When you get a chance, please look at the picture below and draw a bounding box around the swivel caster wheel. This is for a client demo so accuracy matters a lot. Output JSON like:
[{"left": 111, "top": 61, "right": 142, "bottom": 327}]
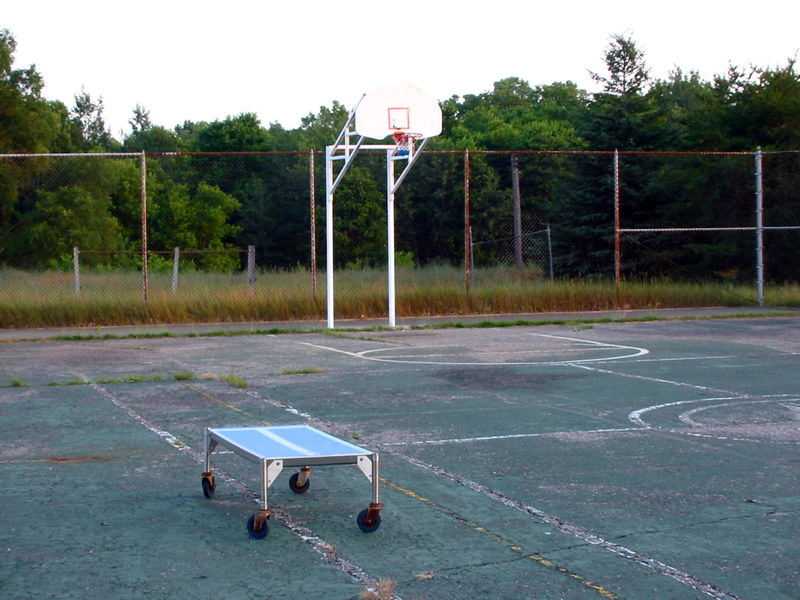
[
  {"left": 289, "top": 471, "right": 311, "bottom": 494},
  {"left": 201, "top": 473, "right": 216, "bottom": 498},
  {"left": 356, "top": 504, "right": 382, "bottom": 533},
  {"left": 247, "top": 512, "right": 271, "bottom": 539}
]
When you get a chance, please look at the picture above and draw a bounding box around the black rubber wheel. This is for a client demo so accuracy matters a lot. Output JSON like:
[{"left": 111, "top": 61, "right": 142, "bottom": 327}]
[
  {"left": 246, "top": 514, "right": 270, "bottom": 539},
  {"left": 201, "top": 477, "right": 215, "bottom": 498},
  {"left": 288, "top": 472, "right": 310, "bottom": 494},
  {"left": 356, "top": 509, "right": 381, "bottom": 533}
]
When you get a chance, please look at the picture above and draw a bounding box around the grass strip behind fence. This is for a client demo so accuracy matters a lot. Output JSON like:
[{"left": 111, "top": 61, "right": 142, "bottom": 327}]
[{"left": 0, "top": 266, "right": 797, "bottom": 328}]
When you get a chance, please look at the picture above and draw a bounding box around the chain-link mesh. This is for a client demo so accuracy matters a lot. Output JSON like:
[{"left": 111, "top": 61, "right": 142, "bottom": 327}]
[
  {"left": 616, "top": 152, "right": 755, "bottom": 282},
  {"left": 1, "top": 149, "right": 799, "bottom": 326}
]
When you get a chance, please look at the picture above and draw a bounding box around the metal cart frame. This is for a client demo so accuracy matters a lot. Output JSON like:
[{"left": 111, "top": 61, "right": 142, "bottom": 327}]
[{"left": 201, "top": 425, "right": 382, "bottom": 538}]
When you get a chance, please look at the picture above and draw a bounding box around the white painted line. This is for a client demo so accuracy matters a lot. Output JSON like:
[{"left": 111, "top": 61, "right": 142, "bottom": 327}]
[
  {"left": 628, "top": 394, "right": 800, "bottom": 445},
  {"left": 299, "top": 333, "right": 649, "bottom": 366},
  {"left": 381, "top": 427, "right": 640, "bottom": 447},
  {"left": 569, "top": 363, "right": 739, "bottom": 395}
]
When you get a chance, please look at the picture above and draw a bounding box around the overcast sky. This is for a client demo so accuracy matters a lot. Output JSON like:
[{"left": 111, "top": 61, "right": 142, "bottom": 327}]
[{"left": 5, "top": 1, "right": 799, "bottom": 137}]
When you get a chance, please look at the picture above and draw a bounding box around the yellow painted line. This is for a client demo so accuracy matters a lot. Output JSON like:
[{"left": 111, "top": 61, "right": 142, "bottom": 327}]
[
  {"left": 182, "top": 382, "right": 273, "bottom": 425},
  {"left": 381, "top": 479, "right": 620, "bottom": 599}
]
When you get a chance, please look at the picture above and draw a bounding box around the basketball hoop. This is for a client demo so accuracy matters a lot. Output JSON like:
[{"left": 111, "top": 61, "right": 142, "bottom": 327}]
[
  {"left": 392, "top": 131, "right": 422, "bottom": 157},
  {"left": 327, "top": 84, "right": 443, "bottom": 329}
]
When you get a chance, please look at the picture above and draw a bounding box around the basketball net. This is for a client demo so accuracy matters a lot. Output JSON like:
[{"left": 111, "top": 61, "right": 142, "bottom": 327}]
[{"left": 393, "top": 131, "right": 421, "bottom": 157}]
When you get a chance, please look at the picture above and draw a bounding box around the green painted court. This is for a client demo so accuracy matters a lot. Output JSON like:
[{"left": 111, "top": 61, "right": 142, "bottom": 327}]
[{"left": 1, "top": 313, "right": 798, "bottom": 599}]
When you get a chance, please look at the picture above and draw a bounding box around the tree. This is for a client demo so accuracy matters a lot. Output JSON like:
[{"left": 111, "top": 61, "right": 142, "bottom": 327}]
[
  {"left": 185, "top": 113, "right": 272, "bottom": 192},
  {"left": 297, "top": 101, "right": 350, "bottom": 150},
  {"left": 0, "top": 29, "right": 66, "bottom": 265},
  {"left": 0, "top": 29, "right": 58, "bottom": 153},
  {"left": 554, "top": 36, "right": 657, "bottom": 277},
  {"left": 581, "top": 35, "right": 669, "bottom": 150},
  {"left": 123, "top": 105, "right": 182, "bottom": 152},
  {"left": 71, "top": 89, "right": 113, "bottom": 149},
  {"left": 148, "top": 180, "right": 242, "bottom": 270},
  {"left": 129, "top": 104, "right": 152, "bottom": 133},
  {"left": 647, "top": 69, "right": 722, "bottom": 150},
  {"left": 723, "top": 60, "right": 800, "bottom": 149},
  {"left": 27, "top": 185, "right": 123, "bottom": 267},
  {"left": 590, "top": 34, "right": 650, "bottom": 97},
  {"left": 445, "top": 77, "right": 586, "bottom": 151},
  {"left": 122, "top": 124, "right": 183, "bottom": 152}
]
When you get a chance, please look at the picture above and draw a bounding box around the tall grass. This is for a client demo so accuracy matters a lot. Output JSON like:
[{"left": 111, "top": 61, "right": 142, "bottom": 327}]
[{"left": 0, "top": 266, "right": 795, "bottom": 328}]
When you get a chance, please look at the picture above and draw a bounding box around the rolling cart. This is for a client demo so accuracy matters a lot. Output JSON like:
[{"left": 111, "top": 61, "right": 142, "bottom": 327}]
[{"left": 201, "top": 424, "right": 382, "bottom": 538}]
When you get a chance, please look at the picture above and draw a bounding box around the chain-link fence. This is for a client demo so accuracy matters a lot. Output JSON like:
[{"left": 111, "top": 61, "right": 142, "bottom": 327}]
[{"left": 1, "top": 149, "right": 798, "bottom": 325}]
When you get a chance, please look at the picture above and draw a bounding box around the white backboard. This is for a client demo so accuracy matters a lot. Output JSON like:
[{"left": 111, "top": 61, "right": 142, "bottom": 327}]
[{"left": 355, "top": 84, "right": 442, "bottom": 140}]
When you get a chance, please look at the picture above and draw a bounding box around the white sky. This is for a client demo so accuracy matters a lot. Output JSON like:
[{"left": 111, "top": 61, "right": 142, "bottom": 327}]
[{"left": 5, "top": 1, "right": 799, "bottom": 138}]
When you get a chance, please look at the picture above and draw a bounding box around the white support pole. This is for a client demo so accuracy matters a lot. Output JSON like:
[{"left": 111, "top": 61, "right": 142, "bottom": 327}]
[
  {"left": 386, "top": 150, "right": 397, "bottom": 328},
  {"left": 325, "top": 145, "right": 335, "bottom": 329}
]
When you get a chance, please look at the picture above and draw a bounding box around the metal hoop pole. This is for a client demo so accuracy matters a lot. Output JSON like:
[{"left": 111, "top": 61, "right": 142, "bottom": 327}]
[
  {"left": 387, "top": 150, "right": 397, "bottom": 327},
  {"left": 325, "top": 146, "right": 335, "bottom": 328}
]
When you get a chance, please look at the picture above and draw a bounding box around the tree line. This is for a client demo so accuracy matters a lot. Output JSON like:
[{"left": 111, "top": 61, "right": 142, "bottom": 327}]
[{"left": 1, "top": 29, "right": 799, "bottom": 279}]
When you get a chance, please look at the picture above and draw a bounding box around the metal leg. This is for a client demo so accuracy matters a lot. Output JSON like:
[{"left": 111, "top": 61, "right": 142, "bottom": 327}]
[
  {"left": 356, "top": 452, "right": 382, "bottom": 532},
  {"left": 204, "top": 428, "right": 212, "bottom": 473},
  {"left": 248, "top": 459, "right": 284, "bottom": 538},
  {"left": 201, "top": 429, "right": 216, "bottom": 498},
  {"left": 246, "top": 460, "right": 273, "bottom": 538},
  {"left": 371, "top": 453, "right": 380, "bottom": 505},
  {"left": 261, "top": 459, "right": 270, "bottom": 512},
  {"left": 255, "top": 459, "right": 283, "bottom": 513}
]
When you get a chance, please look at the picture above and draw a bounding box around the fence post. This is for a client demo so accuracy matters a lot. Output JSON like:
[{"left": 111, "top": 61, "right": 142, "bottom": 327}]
[
  {"left": 172, "top": 247, "right": 180, "bottom": 293},
  {"left": 613, "top": 149, "right": 621, "bottom": 287},
  {"left": 755, "top": 147, "right": 764, "bottom": 306},
  {"left": 247, "top": 245, "right": 256, "bottom": 289},
  {"left": 464, "top": 150, "right": 471, "bottom": 294},
  {"left": 511, "top": 154, "right": 523, "bottom": 268},
  {"left": 309, "top": 149, "right": 317, "bottom": 297},
  {"left": 73, "top": 247, "right": 80, "bottom": 294},
  {"left": 140, "top": 151, "right": 149, "bottom": 305},
  {"left": 546, "top": 224, "right": 554, "bottom": 281}
]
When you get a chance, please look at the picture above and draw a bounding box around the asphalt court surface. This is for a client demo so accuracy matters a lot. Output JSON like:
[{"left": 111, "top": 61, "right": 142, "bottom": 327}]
[{"left": 1, "top": 315, "right": 799, "bottom": 599}]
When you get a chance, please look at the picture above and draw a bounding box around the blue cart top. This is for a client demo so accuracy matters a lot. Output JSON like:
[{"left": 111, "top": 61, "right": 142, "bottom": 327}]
[{"left": 207, "top": 424, "right": 372, "bottom": 460}]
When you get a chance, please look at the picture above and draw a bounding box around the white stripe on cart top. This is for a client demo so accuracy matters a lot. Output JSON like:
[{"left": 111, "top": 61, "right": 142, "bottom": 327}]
[{"left": 257, "top": 427, "right": 315, "bottom": 456}]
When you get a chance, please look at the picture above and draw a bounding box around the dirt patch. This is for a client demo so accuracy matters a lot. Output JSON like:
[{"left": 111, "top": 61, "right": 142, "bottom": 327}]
[
  {"left": 549, "top": 430, "right": 643, "bottom": 444},
  {"left": 436, "top": 366, "right": 583, "bottom": 389}
]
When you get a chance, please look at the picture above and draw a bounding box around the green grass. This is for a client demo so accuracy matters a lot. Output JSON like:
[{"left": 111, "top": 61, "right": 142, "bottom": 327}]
[
  {"left": 10, "top": 371, "right": 257, "bottom": 389},
  {"left": 217, "top": 371, "right": 248, "bottom": 388},
  {"left": 274, "top": 368, "right": 327, "bottom": 375},
  {"left": 0, "top": 266, "right": 796, "bottom": 328},
  {"left": 5, "top": 371, "right": 201, "bottom": 388}
]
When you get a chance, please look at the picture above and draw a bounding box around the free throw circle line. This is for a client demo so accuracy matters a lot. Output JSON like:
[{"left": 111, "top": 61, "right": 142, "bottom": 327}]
[{"left": 308, "top": 333, "right": 649, "bottom": 366}]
